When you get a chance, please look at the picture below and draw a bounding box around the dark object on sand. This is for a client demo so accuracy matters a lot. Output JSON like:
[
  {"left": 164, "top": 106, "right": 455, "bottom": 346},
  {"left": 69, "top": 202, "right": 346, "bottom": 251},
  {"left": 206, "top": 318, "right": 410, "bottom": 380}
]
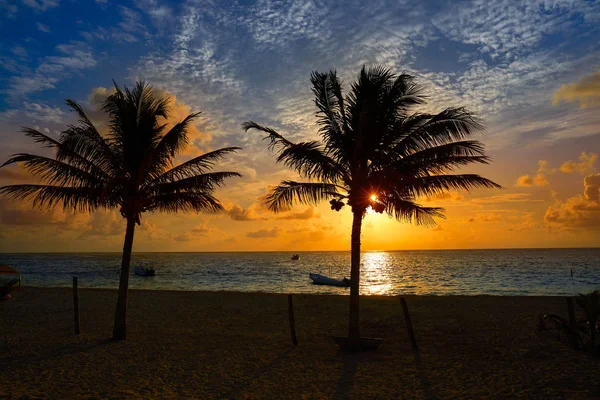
[
  {"left": 134, "top": 266, "right": 156, "bottom": 277},
  {"left": 332, "top": 336, "right": 382, "bottom": 351},
  {"left": 539, "top": 292, "right": 600, "bottom": 356},
  {"left": 0, "top": 265, "right": 21, "bottom": 291},
  {"left": 291, "top": 254, "right": 299, "bottom": 260},
  {"left": 73, "top": 277, "right": 80, "bottom": 334},
  {"left": 288, "top": 294, "right": 298, "bottom": 346},
  {"left": 400, "top": 297, "right": 419, "bottom": 353},
  {"left": 0, "top": 278, "right": 18, "bottom": 300}
]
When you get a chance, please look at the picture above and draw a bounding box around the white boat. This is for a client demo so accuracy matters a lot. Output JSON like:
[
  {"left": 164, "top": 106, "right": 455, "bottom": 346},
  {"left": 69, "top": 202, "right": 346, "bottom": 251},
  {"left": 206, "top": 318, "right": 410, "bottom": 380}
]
[
  {"left": 309, "top": 273, "right": 350, "bottom": 287},
  {"left": 133, "top": 266, "right": 155, "bottom": 277}
]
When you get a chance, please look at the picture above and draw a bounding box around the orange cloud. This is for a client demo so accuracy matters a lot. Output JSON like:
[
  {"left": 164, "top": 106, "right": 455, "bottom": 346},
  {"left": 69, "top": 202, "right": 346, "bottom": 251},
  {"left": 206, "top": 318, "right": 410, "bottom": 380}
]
[
  {"left": 246, "top": 227, "right": 281, "bottom": 238},
  {"left": 544, "top": 173, "right": 600, "bottom": 230},
  {"left": 227, "top": 204, "right": 268, "bottom": 221},
  {"left": 516, "top": 174, "right": 549, "bottom": 187},
  {"left": 275, "top": 207, "right": 318, "bottom": 220},
  {"left": 553, "top": 70, "right": 600, "bottom": 108},
  {"left": 424, "top": 191, "right": 465, "bottom": 202},
  {"left": 467, "top": 212, "right": 502, "bottom": 223},
  {"left": 559, "top": 152, "right": 597, "bottom": 175}
]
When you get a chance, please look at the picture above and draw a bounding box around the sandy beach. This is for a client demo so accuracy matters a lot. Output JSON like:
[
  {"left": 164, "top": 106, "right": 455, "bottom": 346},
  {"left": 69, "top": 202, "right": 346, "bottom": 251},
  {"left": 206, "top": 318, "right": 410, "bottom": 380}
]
[{"left": 1, "top": 288, "right": 598, "bottom": 399}]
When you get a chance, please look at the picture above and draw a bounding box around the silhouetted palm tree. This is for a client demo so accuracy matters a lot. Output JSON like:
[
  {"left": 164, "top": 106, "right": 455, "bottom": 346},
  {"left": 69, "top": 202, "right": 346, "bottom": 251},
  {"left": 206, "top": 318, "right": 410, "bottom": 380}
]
[
  {"left": 244, "top": 65, "right": 501, "bottom": 350},
  {"left": 0, "top": 82, "right": 241, "bottom": 340}
]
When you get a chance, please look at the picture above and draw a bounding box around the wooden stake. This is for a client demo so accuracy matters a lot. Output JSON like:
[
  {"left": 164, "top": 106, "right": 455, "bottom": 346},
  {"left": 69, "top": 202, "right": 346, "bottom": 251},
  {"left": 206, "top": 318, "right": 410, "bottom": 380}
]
[
  {"left": 288, "top": 294, "right": 298, "bottom": 346},
  {"left": 400, "top": 297, "right": 419, "bottom": 353},
  {"left": 73, "top": 276, "right": 80, "bottom": 334}
]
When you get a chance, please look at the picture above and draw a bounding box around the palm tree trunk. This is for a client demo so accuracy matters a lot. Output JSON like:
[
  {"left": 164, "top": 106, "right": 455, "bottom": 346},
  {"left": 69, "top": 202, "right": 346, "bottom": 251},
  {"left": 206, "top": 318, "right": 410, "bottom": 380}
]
[
  {"left": 112, "top": 216, "right": 136, "bottom": 340},
  {"left": 348, "top": 208, "right": 363, "bottom": 350}
]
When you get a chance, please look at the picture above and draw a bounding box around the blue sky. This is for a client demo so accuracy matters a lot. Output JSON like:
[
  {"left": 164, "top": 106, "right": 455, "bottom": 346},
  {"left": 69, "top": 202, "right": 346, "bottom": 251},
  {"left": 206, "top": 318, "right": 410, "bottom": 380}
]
[{"left": 1, "top": 0, "right": 600, "bottom": 251}]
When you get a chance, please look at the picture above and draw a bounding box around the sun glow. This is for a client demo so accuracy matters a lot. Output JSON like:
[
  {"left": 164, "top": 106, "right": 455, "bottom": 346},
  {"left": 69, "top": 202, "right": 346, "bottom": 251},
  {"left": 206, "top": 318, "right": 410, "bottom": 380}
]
[{"left": 370, "top": 194, "right": 377, "bottom": 201}]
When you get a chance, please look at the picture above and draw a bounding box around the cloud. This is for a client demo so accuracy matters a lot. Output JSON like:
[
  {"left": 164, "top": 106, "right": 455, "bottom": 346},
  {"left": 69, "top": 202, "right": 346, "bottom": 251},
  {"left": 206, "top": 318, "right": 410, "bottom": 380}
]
[
  {"left": 1, "top": 1, "right": 18, "bottom": 18},
  {"left": 584, "top": 173, "right": 600, "bottom": 202},
  {"left": 424, "top": 192, "right": 465, "bottom": 202},
  {"left": 246, "top": 227, "right": 281, "bottom": 238},
  {"left": 22, "top": 0, "right": 59, "bottom": 11},
  {"left": 227, "top": 204, "right": 267, "bottom": 221},
  {"left": 467, "top": 212, "right": 502, "bottom": 223},
  {"left": 22, "top": 102, "right": 65, "bottom": 124},
  {"left": 559, "top": 152, "right": 598, "bottom": 175},
  {"left": 553, "top": 70, "right": 600, "bottom": 108},
  {"left": 7, "top": 41, "right": 96, "bottom": 98},
  {"left": 516, "top": 174, "right": 549, "bottom": 187},
  {"left": 275, "top": 207, "right": 318, "bottom": 220},
  {"left": 36, "top": 22, "right": 50, "bottom": 32},
  {"left": 112, "top": 6, "right": 149, "bottom": 43},
  {"left": 79, "top": 211, "right": 124, "bottom": 238},
  {"left": 173, "top": 221, "right": 221, "bottom": 242},
  {"left": 544, "top": 173, "right": 600, "bottom": 230}
]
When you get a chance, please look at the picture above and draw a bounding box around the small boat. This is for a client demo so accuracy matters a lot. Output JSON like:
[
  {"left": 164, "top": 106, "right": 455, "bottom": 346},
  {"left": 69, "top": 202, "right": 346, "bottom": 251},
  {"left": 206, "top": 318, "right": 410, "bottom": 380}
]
[
  {"left": 133, "top": 266, "right": 155, "bottom": 277},
  {"left": 309, "top": 273, "right": 350, "bottom": 287},
  {"left": 291, "top": 254, "right": 300, "bottom": 260}
]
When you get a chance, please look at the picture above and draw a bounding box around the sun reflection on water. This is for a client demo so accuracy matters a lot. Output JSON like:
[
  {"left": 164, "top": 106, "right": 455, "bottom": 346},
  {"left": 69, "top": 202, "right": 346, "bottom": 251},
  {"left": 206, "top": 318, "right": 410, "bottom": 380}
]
[{"left": 361, "top": 251, "right": 394, "bottom": 295}]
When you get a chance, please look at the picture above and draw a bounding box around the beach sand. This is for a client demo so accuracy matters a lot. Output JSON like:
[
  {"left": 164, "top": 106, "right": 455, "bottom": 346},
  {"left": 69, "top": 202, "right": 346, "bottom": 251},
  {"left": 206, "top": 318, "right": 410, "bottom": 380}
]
[{"left": 1, "top": 288, "right": 598, "bottom": 399}]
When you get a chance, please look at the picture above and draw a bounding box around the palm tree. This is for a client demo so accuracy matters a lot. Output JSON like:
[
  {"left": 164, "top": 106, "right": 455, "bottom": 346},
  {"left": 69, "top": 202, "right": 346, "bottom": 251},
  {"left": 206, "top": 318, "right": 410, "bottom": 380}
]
[
  {"left": 0, "top": 81, "right": 241, "bottom": 340},
  {"left": 244, "top": 65, "right": 502, "bottom": 350}
]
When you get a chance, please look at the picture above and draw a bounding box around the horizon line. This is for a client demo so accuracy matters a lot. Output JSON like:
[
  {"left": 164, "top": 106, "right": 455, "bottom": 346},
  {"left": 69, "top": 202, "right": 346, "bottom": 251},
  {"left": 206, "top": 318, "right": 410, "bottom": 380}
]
[{"left": 1, "top": 246, "right": 599, "bottom": 254}]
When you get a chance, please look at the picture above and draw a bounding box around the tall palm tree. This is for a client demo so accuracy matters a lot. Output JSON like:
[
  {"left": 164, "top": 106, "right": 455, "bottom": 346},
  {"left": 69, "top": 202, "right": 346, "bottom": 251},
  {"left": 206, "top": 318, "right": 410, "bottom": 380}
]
[
  {"left": 244, "top": 66, "right": 502, "bottom": 350},
  {"left": 0, "top": 81, "right": 241, "bottom": 340}
]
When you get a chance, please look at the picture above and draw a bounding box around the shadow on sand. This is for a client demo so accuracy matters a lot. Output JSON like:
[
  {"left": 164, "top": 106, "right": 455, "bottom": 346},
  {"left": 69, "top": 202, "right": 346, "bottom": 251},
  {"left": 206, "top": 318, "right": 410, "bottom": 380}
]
[
  {"left": 0, "top": 338, "right": 115, "bottom": 370},
  {"left": 224, "top": 347, "right": 296, "bottom": 399},
  {"left": 410, "top": 350, "right": 437, "bottom": 400}
]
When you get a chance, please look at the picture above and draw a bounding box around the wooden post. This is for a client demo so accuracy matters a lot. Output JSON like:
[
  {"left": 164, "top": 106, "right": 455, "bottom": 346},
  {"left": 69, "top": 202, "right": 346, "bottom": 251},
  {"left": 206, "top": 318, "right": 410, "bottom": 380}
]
[
  {"left": 288, "top": 294, "right": 298, "bottom": 346},
  {"left": 400, "top": 297, "right": 419, "bottom": 353},
  {"left": 73, "top": 276, "right": 80, "bottom": 334},
  {"left": 566, "top": 297, "right": 578, "bottom": 349}
]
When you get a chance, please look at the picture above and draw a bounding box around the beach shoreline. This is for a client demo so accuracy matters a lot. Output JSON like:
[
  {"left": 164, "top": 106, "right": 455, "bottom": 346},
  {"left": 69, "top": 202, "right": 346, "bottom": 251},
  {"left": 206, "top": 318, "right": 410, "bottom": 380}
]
[{"left": 1, "top": 288, "right": 599, "bottom": 399}]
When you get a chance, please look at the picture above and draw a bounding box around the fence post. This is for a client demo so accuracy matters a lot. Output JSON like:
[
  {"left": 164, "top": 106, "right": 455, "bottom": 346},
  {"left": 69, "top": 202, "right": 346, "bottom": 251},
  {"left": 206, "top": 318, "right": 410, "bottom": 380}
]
[
  {"left": 400, "top": 297, "right": 419, "bottom": 353},
  {"left": 288, "top": 294, "right": 298, "bottom": 346},
  {"left": 73, "top": 276, "right": 80, "bottom": 334}
]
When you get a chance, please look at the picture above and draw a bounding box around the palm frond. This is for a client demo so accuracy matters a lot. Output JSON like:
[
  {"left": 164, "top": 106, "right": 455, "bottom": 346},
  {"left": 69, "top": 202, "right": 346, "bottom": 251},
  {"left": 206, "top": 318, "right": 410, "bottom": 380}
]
[
  {"left": 276, "top": 141, "right": 347, "bottom": 183},
  {"left": 21, "top": 127, "right": 111, "bottom": 179},
  {"left": 387, "top": 141, "right": 491, "bottom": 174},
  {"left": 266, "top": 181, "right": 343, "bottom": 212},
  {"left": 148, "top": 191, "right": 224, "bottom": 213},
  {"left": 383, "top": 197, "right": 445, "bottom": 226},
  {"left": 61, "top": 100, "right": 121, "bottom": 174},
  {"left": 149, "top": 147, "right": 241, "bottom": 186},
  {"left": 0, "top": 184, "right": 108, "bottom": 212},
  {"left": 143, "top": 112, "right": 201, "bottom": 180},
  {"left": 1, "top": 154, "right": 106, "bottom": 187},
  {"left": 405, "top": 174, "right": 503, "bottom": 197},
  {"left": 148, "top": 171, "right": 241, "bottom": 194},
  {"left": 242, "top": 121, "right": 294, "bottom": 154},
  {"left": 397, "top": 107, "right": 485, "bottom": 153}
]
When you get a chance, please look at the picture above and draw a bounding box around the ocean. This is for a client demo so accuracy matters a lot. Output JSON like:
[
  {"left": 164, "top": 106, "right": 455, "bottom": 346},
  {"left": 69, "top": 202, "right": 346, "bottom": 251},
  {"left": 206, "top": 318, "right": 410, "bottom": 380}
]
[{"left": 1, "top": 249, "right": 599, "bottom": 296}]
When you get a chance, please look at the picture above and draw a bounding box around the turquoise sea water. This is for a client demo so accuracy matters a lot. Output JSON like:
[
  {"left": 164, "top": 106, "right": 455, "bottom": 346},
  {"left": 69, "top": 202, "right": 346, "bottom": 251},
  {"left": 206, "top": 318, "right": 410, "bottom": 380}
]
[{"left": 1, "top": 249, "right": 599, "bottom": 296}]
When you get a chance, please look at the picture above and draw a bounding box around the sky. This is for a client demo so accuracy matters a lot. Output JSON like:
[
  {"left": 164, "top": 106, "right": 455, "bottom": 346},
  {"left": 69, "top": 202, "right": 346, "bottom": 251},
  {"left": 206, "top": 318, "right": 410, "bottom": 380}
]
[{"left": 0, "top": 0, "right": 599, "bottom": 252}]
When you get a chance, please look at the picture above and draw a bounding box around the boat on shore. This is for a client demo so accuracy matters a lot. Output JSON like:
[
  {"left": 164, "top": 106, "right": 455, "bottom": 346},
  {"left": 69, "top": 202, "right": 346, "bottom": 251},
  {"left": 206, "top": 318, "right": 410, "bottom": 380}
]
[
  {"left": 291, "top": 254, "right": 300, "bottom": 260},
  {"left": 309, "top": 273, "right": 350, "bottom": 287},
  {"left": 134, "top": 266, "right": 156, "bottom": 277}
]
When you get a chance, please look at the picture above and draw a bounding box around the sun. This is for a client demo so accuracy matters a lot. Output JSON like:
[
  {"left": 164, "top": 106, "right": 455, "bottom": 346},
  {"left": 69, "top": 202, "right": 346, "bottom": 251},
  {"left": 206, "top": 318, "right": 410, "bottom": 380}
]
[{"left": 370, "top": 194, "right": 377, "bottom": 201}]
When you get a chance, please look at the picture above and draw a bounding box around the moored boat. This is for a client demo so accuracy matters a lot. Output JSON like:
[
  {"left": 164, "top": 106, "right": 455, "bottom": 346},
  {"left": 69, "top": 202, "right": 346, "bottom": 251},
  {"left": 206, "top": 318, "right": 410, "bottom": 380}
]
[{"left": 309, "top": 273, "right": 350, "bottom": 287}]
